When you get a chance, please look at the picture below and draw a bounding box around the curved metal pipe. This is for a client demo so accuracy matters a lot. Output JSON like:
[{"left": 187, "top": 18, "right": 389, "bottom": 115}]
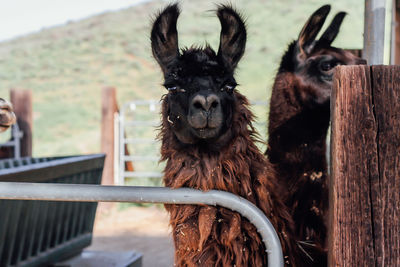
[{"left": 0, "top": 182, "right": 283, "bottom": 267}]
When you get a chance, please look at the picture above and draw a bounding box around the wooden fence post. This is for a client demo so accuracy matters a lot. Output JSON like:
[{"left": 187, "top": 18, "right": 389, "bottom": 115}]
[
  {"left": 10, "top": 89, "right": 32, "bottom": 157},
  {"left": 101, "top": 87, "right": 118, "bottom": 186},
  {"left": 329, "top": 65, "right": 400, "bottom": 266}
]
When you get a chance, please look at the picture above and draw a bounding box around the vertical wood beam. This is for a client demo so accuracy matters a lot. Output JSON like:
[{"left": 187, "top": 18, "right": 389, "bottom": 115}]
[
  {"left": 101, "top": 87, "right": 118, "bottom": 186},
  {"left": 369, "top": 65, "right": 400, "bottom": 266},
  {"left": 329, "top": 65, "right": 400, "bottom": 266},
  {"left": 10, "top": 89, "right": 32, "bottom": 157}
]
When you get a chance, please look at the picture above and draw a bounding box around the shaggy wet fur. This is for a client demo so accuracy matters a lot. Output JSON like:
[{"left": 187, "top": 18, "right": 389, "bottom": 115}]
[{"left": 160, "top": 91, "right": 301, "bottom": 266}]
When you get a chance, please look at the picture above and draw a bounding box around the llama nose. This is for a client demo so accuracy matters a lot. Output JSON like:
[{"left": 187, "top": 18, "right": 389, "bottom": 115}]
[{"left": 191, "top": 94, "right": 220, "bottom": 112}]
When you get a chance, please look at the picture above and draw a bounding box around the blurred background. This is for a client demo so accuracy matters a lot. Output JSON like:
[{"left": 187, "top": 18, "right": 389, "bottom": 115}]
[{"left": 0, "top": 0, "right": 379, "bottom": 158}]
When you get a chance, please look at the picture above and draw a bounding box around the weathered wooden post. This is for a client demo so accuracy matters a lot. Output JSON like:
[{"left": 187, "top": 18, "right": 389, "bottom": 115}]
[
  {"left": 10, "top": 89, "right": 32, "bottom": 157},
  {"left": 329, "top": 65, "right": 400, "bottom": 266},
  {"left": 101, "top": 87, "right": 118, "bottom": 186}
]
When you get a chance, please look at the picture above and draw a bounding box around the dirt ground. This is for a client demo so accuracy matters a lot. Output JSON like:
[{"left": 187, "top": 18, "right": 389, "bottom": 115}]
[{"left": 88, "top": 204, "right": 174, "bottom": 267}]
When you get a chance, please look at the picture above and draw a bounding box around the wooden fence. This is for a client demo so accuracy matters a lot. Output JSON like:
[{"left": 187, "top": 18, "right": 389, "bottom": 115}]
[{"left": 329, "top": 65, "right": 400, "bottom": 266}]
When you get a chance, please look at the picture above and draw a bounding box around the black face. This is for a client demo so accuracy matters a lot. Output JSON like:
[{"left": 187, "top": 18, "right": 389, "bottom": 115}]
[
  {"left": 151, "top": 4, "right": 246, "bottom": 145},
  {"left": 302, "top": 53, "right": 341, "bottom": 82},
  {"left": 280, "top": 5, "right": 367, "bottom": 104},
  {"left": 162, "top": 48, "right": 238, "bottom": 143},
  {"left": 303, "top": 48, "right": 365, "bottom": 81}
]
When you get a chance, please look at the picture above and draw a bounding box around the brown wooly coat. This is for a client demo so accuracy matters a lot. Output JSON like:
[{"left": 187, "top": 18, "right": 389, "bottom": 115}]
[{"left": 160, "top": 92, "right": 298, "bottom": 266}]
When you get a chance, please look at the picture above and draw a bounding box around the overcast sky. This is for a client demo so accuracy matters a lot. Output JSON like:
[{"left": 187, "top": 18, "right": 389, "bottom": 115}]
[{"left": 0, "top": 0, "right": 151, "bottom": 42}]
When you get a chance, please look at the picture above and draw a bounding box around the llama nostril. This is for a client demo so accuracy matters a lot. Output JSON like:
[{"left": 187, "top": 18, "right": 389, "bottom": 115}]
[
  {"left": 193, "top": 101, "right": 203, "bottom": 110},
  {"left": 206, "top": 94, "right": 220, "bottom": 111},
  {"left": 191, "top": 94, "right": 220, "bottom": 112},
  {"left": 191, "top": 95, "right": 207, "bottom": 111}
]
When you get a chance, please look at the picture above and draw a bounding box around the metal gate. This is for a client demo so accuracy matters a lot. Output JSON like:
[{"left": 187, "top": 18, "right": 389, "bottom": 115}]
[
  {"left": 117, "top": 100, "right": 163, "bottom": 185},
  {"left": 116, "top": 99, "right": 269, "bottom": 186}
]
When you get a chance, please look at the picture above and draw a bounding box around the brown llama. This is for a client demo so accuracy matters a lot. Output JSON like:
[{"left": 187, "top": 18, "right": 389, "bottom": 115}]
[
  {"left": 151, "top": 4, "right": 306, "bottom": 267},
  {"left": 0, "top": 98, "right": 16, "bottom": 133},
  {"left": 266, "top": 5, "right": 366, "bottom": 265}
]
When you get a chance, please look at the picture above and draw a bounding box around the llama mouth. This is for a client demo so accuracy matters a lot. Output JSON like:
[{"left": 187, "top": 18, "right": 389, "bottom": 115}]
[{"left": 193, "top": 127, "right": 220, "bottom": 139}]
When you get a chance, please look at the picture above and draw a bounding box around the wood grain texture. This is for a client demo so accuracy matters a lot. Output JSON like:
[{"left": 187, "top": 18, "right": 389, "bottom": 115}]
[
  {"left": 370, "top": 65, "right": 400, "bottom": 266},
  {"left": 329, "top": 65, "right": 400, "bottom": 266}
]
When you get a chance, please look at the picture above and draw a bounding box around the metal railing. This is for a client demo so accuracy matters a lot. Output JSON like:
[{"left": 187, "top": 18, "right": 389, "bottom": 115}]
[{"left": 0, "top": 183, "right": 284, "bottom": 267}]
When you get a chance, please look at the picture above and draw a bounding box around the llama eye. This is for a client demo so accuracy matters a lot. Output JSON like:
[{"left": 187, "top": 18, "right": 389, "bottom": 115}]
[
  {"left": 165, "top": 86, "right": 177, "bottom": 92},
  {"left": 165, "top": 85, "right": 186, "bottom": 93},
  {"left": 221, "top": 84, "right": 235, "bottom": 93},
  {"left": 320, "top": 62, "right": 333, "bottom": 71}
]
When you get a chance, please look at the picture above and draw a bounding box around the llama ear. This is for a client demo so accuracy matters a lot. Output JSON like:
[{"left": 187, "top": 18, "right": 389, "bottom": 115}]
[
  {"left": 151, "top": 4, "right": 180, "bottom": 73},
  {"left": 217, "top": 6, "right": 246, "bottom": 71},
  {"left": 318, "top": 12, "right": 347, "bottom": 47},
  {"left": 298, "top": 5, "right": 331, "bottom": 55}
]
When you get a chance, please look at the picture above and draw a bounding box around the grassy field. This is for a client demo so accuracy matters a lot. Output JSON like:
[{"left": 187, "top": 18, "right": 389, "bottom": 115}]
[{"left": 0, "top": 0, "right": 365, "bottom": 157}]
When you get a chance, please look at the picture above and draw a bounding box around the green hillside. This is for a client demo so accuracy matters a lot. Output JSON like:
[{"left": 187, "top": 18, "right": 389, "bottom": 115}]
[{"left": 0, "top": 0, "right": 364, "bottom": 156}]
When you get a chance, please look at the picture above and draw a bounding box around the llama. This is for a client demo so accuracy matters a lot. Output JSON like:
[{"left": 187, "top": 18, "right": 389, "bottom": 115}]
[
  {"left": 0, "top": 98, "right": 16, "bottom": 133},
  {"left": 266, "top": 5, "right": 366, "bottom": 263},
  {"left": 151, "top": 4, "right": 306, "bottom": 266}
]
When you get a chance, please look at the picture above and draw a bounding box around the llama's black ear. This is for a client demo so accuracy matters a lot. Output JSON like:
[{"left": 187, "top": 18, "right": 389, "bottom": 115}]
[
  {"left": 151, "top": 4, "right": 180, "bottom": 73},
  {"left": 298, "top": 5, "right": 331, "bottom": 55},
  {"left": 217, "top": 6, "right": 246, "bottom": 71},
  {"left": 318, "top": 12, "right": 347, "bottom": 47}
]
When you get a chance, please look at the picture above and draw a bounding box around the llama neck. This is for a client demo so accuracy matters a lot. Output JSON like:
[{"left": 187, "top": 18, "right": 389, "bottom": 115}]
[
  {"left": 267, "top": 71, "right": 330, "bottom": 252},
  {"left": 162, "top": 132, "right": 264, "bottom": 199},
  {"left": 267, "top": 72, "right": 330, "bottom": 180}
]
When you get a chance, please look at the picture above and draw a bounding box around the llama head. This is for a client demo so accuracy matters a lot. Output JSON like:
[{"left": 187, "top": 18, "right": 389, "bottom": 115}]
[
  {"left": 151, "top": 4, "right": 246, "bottom": 146},
  {"left": 280, "top": 5, "right": 366, "bottom": 104}
]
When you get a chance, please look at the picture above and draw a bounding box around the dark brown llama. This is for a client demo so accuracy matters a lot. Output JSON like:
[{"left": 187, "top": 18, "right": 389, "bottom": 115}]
[
  {"left": 151, "top": 4, "right": 305, "bottom": 267},
  {"left": 266, "top": 5, "right": 365, "bottom": 265}
]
